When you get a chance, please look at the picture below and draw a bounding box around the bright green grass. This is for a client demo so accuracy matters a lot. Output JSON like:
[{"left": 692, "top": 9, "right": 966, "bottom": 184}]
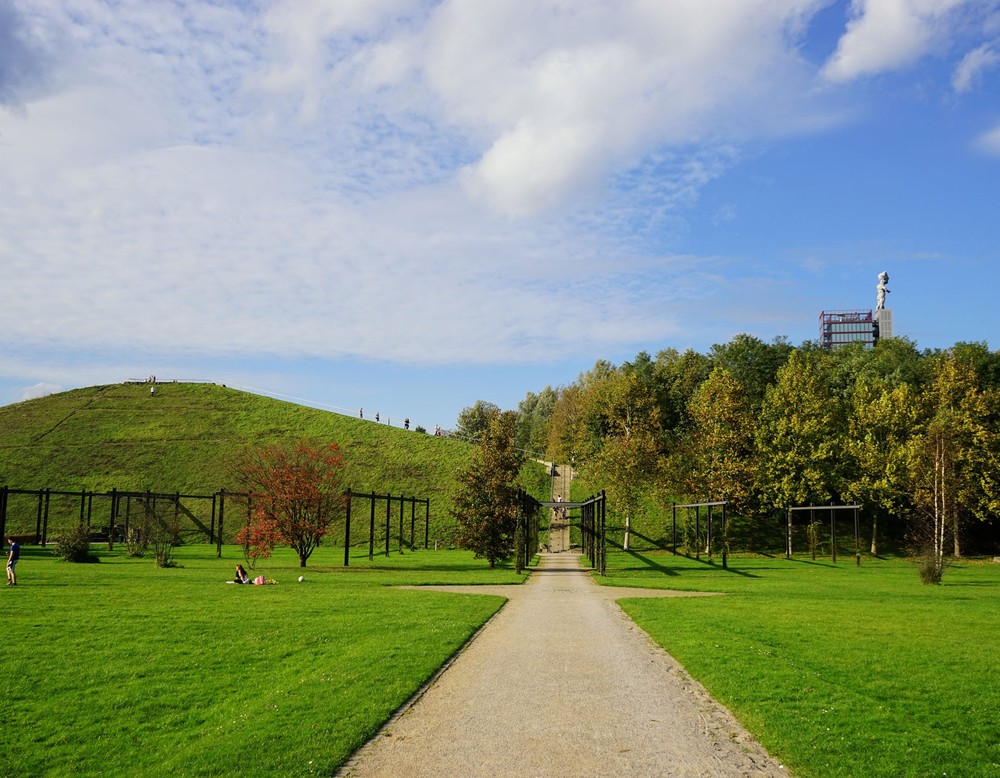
[
  {"left": 0, "top": 545, "right": 524, "bottom": 777},
  {"left": 598, "top": 550, "right": 1000, "bottom": 778},
  {"left": 0, "top": 382, "right": 548, "bottom": 541}
]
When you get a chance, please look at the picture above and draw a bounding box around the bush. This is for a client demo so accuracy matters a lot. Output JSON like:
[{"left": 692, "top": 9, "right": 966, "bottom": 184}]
[
  {"left": 53, "top": 524, "right": 99, "bottom": 563},
  {"left": 150, "top": 520, "right": 180, "bottom": 568},
  {"left": 916, "top": 555, "right": 943, "bottom": 585}
]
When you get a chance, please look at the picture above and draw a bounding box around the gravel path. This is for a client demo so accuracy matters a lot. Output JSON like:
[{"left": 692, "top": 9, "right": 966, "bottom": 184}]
[{"left": 339, "top": 552, "right": 788, "bottom": 777}]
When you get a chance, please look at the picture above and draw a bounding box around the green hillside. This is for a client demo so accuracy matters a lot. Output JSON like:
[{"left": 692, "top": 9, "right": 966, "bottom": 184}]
[{"left": 0, "top": 383, "right": 481, "bottom": 539}]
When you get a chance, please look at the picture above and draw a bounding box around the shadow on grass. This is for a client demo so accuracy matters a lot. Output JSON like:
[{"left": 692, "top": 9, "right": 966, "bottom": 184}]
[
  {"left": 605, "top": 547, "right": 762, "bottom": 579},
  {"left": 784, "top": 557, "right": 840, "bottom": 569}
]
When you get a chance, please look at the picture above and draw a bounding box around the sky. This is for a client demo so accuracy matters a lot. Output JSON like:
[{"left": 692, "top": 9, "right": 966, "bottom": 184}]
[{"left": 2, "top": 0, "right": 999, "bottom": 431}]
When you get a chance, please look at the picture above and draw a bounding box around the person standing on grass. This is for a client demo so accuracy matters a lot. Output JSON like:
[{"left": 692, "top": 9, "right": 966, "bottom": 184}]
[{"left": 6, "top": 537, "right": 19, "bottom": 586}]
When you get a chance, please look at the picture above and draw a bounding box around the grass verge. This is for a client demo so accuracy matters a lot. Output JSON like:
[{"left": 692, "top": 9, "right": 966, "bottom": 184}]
[
  {"left": 0, "top": 544, "right": 523, "bottom": 777},
  {"left": 599, "top": 550, "right": 1000, "bottom": 778}
]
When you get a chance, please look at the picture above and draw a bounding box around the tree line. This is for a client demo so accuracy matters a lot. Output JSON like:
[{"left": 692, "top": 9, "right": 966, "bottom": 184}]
[{"left": 464, "top": 335, "right": 1000, "bottom": 567}]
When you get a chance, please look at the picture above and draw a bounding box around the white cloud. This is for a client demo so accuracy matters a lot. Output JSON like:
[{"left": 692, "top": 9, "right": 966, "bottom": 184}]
[
  {"left": 823, "top": 0, "right": 975, "bottom": 82},
  {"left": 417, "top": 0, "right": 827, "bottom": 215},
  {"left": 17, "top": 382, "right": 62, "bottom": 402},
  {"left": 975, "top": 121, "right": 1000, "bottom": 154},
  {"left": 952, "top": 42, "right": 1000, "bottom": 90},
  {"left": 3, "top": 0, "right": 998, "bottom": 381}
]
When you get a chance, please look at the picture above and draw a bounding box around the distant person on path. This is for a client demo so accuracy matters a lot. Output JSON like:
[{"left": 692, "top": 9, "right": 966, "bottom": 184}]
[
  {"left": 555, "top": 494, "right": 567, "bottom": 520},
  {"left": 6, "top": 537, "right": 20, "bottom": 586},
  {"left": 359, "top": 408, "right": 364, "bottom": 419},
  {"left": 375, "top": 412, "right": 380, "bottom": 423},
  {"left": 435, "top": 425, "right": 441, "bottom": 436},
  {"left": 234, "top": 563, "right": 250, "bottom": 585},
  {"left": 404, "top": 418, "right": 410, "bottom": 430},
  {"left": 150, "top": 385, "right": 155, "bottom": 397}
]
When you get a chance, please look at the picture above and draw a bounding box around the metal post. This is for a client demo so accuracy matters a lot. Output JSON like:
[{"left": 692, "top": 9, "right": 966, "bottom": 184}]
[
  {"left": 707, "top": 503, "right": 713, "bottom": 563},
  {"left": 695, "top": 505, "right": 701, "bottom": 560},
  {"left": 722, "top": 501, "right": 728, "bottom": 570},
  {"left": 810, "top": 506, "right": 816, "bottom": 560},
  {"left": 123, "top": 496, "right": 131, "bottom": 546},
  {"left": 42, "top": 488, "right": 51, "bottom": 545},
  {"left": 108, "top": 489, "right": 117, "bottom": 550},
  {"left": 210, "top": 493, "right": 217, "bottom": 545},
  {"left": 384, "top": 494, "right": 391, "bottom": 556},
  {"left": 369, "top": 491, "right": 376, "bottom": 560},
  {"left": 216, "top": 489, "right": 225, "bottom": 558},
  {"left": 410, "top": 497, "right": 416, "bottom": 551},
  {"left": 424, "top": 499, "right": 430, "bottom": 550},
  {"left": 0, "top": 486, "right": 7, "bottom": 546},
  {"left": 398, "top": 494, "right": 404, "bottom": 553},
  {"left": 35, "top": 489, "right": 44, "bottom": 544},
  {"left": 344, "top": 489, "right": 352, "bottom": 567},
  {"left": 786, "top": 507, "right": 792, "bottom": 559},
  {"left": 599, "top": 490, "right": 607, "bottom": 576},
  {"left": 831, "top": 504, "right": 837, "bottom": 563},
  {"left": 854, "top": 505, "right": 861, "bottom": 566},
  {"left": 672, "top": 503, "right": 677, "bottom": 555}
]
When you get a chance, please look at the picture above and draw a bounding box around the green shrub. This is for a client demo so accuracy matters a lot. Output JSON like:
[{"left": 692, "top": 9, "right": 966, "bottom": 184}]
[
  {"left": 53, "top": 524, "right": 99, "bottom": 563},
  {"left": 916, "top": 554, "right": 943, "bottom": 584}
]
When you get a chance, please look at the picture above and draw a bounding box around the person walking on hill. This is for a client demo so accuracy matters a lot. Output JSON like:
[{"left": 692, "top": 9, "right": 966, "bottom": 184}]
[{"left": 6, "top": 537, "right": 20, "bottom": 586}]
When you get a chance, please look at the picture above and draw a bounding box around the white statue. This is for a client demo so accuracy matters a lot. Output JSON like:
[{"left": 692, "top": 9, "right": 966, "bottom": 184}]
[{"left": 876, "top": 271, "right": 890, "bottom": 310}]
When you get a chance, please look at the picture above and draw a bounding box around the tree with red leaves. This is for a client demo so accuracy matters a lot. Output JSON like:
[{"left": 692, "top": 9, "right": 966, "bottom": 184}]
[{"left": 233, "top": 439, "right": 347, "bottom": 568}]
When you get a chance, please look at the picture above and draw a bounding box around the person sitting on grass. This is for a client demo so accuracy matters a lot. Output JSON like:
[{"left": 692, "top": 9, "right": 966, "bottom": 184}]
[{"left": 234, "top": 563, "right": 250, "bottom": 585}]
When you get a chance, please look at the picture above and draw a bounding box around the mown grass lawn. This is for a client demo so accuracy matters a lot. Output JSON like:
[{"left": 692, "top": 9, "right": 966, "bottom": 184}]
[
  {"left": 601, "top": 551, "right": 1000, "bottom": 778},
  {"left": 0, "top": 544, "right": 523, "bottom": 777}
]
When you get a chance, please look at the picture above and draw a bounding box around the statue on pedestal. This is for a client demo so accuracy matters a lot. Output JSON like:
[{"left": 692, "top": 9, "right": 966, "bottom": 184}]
[{"left": 876, "top": 271, "right": 890, "bottom": 311}]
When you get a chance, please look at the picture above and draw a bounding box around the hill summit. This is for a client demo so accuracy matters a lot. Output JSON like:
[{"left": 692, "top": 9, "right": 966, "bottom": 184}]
[{"left": 0, "top": 382, "right": 471, "bottom": 501}]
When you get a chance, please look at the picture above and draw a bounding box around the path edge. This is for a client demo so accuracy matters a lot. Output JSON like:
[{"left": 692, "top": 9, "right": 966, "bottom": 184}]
[{"left": 335, "top": 591, "right": 514, "bottom": 777}]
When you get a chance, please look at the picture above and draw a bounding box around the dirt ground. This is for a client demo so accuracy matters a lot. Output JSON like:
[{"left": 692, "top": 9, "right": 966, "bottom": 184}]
[{"left": 338, "top": 552, "right": 788, "bottom": 777}]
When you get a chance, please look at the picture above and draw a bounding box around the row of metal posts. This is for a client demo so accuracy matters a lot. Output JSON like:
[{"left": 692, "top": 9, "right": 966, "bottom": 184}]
[
  {"left": 786, "top": 504, "right": 862, "bottom": 564},
  {"left": 342, "top": 489, "right": 431, "bottom": 566},
  {"left": 579, "top": 490, "right": 607, "bottom": 575},
  {"left": 0, "top": 486, "right": 431, "bottom": 565},
  {"left": 0, "top": 486, "right": 193, "bottom": 550},
  {"left": 671, "top": 500, "right": 728, "bottom": 569},
  {"left": 514, "top": 489, "right": 542, "bottom": 573}
]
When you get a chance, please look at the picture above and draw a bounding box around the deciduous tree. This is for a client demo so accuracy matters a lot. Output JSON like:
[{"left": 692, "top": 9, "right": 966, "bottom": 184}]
[
  {"left": 687, "top": 367, "right": 756, "bottom": 514},
  {"left": 455, "top": 400, "right": 502, "bottom": 441},
  {"left": 843, "top": 376, "right": 922, "bottom": 554},
  {"left": 910, "top": 351, "right": 1000, "bottom": 569},
  {"left": 580, "top": 366, "right": 662, "bottom": 549},
  {"left": 757, "top": 350, "right": 846, "bottom": 509},
  {"left": 233, "top": 440, "right": 347, "bottom": 568},
  {"left": 452, "top": 410, "right": 525, "bottom": 568}
]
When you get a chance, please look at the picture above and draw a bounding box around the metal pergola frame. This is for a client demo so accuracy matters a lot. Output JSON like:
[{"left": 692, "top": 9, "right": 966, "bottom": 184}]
[
  {"left": 786, "top": 503, "right": 863, "bottom": 564},
  {"left": 672, "top": 500, "right": 729, "bottom": 569}
]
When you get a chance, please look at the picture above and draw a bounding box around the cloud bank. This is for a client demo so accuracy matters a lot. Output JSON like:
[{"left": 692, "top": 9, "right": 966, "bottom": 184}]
[{"left": 1, "top": 0, "right": 998, "bottom": 379}]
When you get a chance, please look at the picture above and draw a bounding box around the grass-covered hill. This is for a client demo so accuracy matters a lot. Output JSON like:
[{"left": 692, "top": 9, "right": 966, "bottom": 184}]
[{"left": 0, "top": 383, "right": 477, "bottom": 529}]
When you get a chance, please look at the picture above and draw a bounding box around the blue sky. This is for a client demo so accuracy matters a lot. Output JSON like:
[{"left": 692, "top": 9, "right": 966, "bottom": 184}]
[{"left": 2, "top": 0, "right": 999, "bottom": 431}]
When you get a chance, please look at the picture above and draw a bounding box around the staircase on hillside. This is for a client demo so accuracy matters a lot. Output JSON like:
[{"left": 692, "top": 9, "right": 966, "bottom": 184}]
[{"left": 548, "top": 462, "right": 573, "bottom": 553}]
